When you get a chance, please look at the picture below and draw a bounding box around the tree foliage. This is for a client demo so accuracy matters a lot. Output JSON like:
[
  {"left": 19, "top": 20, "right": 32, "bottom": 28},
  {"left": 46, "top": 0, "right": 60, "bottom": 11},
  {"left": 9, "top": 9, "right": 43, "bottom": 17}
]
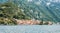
[{"left": 0, "top": 2, "right": 31, "bottom": 25}]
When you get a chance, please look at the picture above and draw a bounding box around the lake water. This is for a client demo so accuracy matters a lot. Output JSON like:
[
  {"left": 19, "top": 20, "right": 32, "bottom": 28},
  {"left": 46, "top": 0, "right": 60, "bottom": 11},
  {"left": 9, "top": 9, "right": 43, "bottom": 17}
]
[{"left": 0, "top": 25, "right": 60, "bottom": 33}]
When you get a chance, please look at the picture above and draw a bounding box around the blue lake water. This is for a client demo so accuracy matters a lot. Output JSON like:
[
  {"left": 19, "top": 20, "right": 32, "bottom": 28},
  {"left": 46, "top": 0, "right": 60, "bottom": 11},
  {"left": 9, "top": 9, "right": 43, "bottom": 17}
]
[{"left": 0, "top": 25, "right": 60, "bottom": 33}]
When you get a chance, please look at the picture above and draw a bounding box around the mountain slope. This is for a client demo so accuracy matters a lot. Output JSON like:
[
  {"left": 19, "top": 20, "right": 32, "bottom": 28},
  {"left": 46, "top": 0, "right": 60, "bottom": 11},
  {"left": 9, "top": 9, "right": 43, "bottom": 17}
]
[{"left": 0, "top": 0, "right": 60, "bottom": 22}]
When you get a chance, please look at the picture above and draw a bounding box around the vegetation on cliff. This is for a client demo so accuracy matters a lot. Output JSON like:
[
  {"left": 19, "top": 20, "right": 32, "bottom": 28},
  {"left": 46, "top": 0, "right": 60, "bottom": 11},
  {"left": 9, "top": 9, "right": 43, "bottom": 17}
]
[{"left": 0, "top": 2, "right": 31, "bottom": 25}]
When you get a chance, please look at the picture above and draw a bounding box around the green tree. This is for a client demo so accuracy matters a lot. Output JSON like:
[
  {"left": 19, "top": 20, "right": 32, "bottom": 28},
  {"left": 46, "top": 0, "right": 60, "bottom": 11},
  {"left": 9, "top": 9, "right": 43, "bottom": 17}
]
[{"left": 0, "top": 1, "right": 31, "bottom": 25}]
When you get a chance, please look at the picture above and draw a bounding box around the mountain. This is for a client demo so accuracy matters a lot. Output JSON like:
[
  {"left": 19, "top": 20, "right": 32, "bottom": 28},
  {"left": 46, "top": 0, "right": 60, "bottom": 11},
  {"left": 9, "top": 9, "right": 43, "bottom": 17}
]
[{"left": 0, "top": 0, "right": 60, "bottom": 22}]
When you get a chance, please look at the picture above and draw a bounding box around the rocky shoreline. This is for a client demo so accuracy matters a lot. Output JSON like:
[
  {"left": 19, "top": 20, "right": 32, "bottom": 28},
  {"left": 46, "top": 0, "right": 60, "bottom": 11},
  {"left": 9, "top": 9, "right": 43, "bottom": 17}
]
[
  {"left": 0, "top": 18, "right": 60, "bottom": 25},
  {"left": 14, "top": 19, "right": 60, "bottom": 25}
]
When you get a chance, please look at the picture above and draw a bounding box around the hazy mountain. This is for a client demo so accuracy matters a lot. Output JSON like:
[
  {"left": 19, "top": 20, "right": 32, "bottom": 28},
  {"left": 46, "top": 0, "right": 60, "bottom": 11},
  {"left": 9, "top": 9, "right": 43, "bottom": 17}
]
[{"left": 0, "top": 0, "right": 60, "bottom": 22}]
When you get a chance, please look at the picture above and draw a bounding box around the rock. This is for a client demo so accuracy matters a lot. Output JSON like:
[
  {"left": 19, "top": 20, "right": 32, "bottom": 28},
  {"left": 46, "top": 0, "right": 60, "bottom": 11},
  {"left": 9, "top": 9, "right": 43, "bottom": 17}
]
[{"left": 15, "top": 19, "right": 40, "bottom": 25}]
